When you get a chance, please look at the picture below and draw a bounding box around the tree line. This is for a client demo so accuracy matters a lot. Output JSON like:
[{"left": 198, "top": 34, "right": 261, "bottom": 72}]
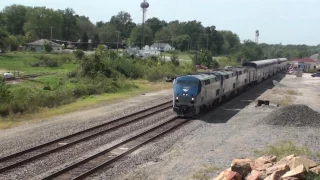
[{"left": 0, "top": 4, "right": 319, "bottom": 62}]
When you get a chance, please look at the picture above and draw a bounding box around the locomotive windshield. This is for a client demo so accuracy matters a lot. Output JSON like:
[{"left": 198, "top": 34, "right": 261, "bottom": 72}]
[
  {"left": 174, "top": 77, "right": 201, "bottom": 96},
  {"left": 176, "top": 80, "right": 199, "bottom": 86}
]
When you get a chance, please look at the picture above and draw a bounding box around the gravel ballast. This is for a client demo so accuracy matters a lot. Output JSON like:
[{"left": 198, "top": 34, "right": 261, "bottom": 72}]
[
  {"left": 107, "top": 75, "right": 320, "bottom": 180},
  {"left": 1, "top": 74, "right": 320, "bottom": 180},
  {"left": 262, "top": 104, "right": 320, "bottom": 127},
  {"left": 0, "top": 110, "right": 175, "bottom": 180},
  {"left": 0, "top": 90, "right": 172, "bottom": 157}
]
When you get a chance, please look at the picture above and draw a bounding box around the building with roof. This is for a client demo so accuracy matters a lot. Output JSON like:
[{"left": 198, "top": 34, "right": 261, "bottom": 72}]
[
  {"left": 290, "top": 58, "right": 317, "bottom": 71},
  {"left": 124, "top": 45, "right": 160, "bottom": 58},
  {"left": 310, "top": 54, "right": 320, "bottom": 64},
  {"left": 27, "top": 39, "right": 62, "bottom": 53},
  {"left": 150, "top": 43, "right": 175, "bottom": 52}
]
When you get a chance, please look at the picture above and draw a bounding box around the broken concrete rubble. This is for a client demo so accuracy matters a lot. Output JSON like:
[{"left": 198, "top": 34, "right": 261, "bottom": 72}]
[
  {"left": 212, "top": 155, "right": 319, "bottom": 180},
  {"left": 231, "top": 159, "right": 253, "bottom": 177}
]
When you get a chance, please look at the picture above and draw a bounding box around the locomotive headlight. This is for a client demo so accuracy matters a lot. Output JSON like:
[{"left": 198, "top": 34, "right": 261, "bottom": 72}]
[
  {"left": 191, "top": 98, "right": 194, "bottom": 101},
  {"left": 176, "top": 97, "right": 179, "bottom": 100}
]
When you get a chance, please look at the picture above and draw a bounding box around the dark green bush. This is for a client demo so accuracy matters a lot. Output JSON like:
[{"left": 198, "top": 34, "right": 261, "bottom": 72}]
[
  {"left": 43, "top": 85, "right": 51, "bottom": 91},
  {"left": 43, "top": 41, "right": 53, "bottom": 53},
  {"left": 74, "top": 50, "right": 85, "bottom": 60},
  {"left": 31, "top": 54, "right": 59, "bottom": 67},
  {"left": 170, "top": 53, "right": 180, "bottom": 66},
  {"left": 0, "top": 77, "right": 12, "bottom": 104},
  {"left": 60, "top": 55, "right": 73, "bottom": 63}
]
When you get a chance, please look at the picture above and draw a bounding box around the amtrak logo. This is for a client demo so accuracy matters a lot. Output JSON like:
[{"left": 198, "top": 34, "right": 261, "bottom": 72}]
[{"left": 182, "top": 87, "right": 190, "bottom": 92}]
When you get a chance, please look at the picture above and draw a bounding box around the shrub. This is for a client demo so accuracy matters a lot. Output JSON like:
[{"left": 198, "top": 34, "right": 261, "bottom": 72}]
[
  {"left": 31, "top": 59, "right": 58, "bottom": 68},
  {"left": 6, "top": 35, "right": 19, "bottom": 51},
  {"left": 0, "top": 77, "right": 12, "bottom": 103},
  {"left": 114, "top": 59, "right": 144, "bottom": 79},
  {"left": 32, "top": 54, "right": 60, "bottom": 67},
  {"left": 60, "top": 55, "right": 74, "bottom": 63},
  {"left": 43, "top": 85, "right": 51, "bottom": 91},
  {"left": 43, "top": 41, "right": 53, "bottom": 53},
  {"left": 74, "top": 50, "right": 85, "bottom": 60},
  {"left": 150, "top": 55, "right": 159, "bottom": 61},
  {"left": 146, "top": 67, "right": 167, "bottom": 82},
  {"left": 170, "top": 52, "right": 180, "bottom": 66}
]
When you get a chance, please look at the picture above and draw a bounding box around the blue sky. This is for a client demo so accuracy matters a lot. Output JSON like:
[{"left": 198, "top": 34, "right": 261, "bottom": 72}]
[{"left": 1, "top": 0, "right": 319, "bottom": 45}]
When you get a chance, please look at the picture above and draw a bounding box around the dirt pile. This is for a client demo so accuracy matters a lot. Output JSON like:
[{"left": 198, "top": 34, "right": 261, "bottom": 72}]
[
  {"left": 213, "top": 155, "right": 320, "bottom": 180},
  {"left": 261, "top": 104, "right": 320, "bottom": 127}
]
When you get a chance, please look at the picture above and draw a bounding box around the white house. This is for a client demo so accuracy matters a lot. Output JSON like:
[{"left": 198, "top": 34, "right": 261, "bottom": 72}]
[
  {"left": 150, "top": 43, "right": 175, "bottom": 52},
  {"left": 27, "top": 39, "right": 62, "bottom": 53},
  {"left": 125, "top": 46, "right": 160, "bottom": 58}
]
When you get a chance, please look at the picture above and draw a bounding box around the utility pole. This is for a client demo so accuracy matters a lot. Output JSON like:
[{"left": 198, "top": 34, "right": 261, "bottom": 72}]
[
  {"left": 206, "top": 35, "right": 209, "bottom": 50},
  {"left": 116, "top": 31, "right": 120, "bottom": 52},
  {"left": 50, "top": 26, "right": 55, "bottom": 40},
  {"left": 195, "top": 41, "right": 199, "bottom": 65}
]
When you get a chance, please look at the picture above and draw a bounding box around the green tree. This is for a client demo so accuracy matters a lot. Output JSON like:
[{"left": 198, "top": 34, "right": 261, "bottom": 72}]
[
  {"left": 98, "top": 24, "right": 118, "bottom": 45},
  {"left": 173, "top": 36, "right": 190, "bottom": 51},
  {"left": 59, "top": 8, "right": 79, "bottom": 41},
  {"left": 220, "top": 30, "right": 240, "bottom": 54},
  {"left": 179, "top": 20, "right": 204, "bottom": 49},
  {"left": 92, "top": 33, "right": 100, "bottom": 48},
  {"left": 96, "top": 21, "right": 105, "bottom": 28},
  {"left": 110, "top": 11, "right": 136, "bottom": 39},
  {"left": 204, "top": 26, "right": 224, "bottom": 55},
  {"left": 76, "top": 16, "right": 95, "bottom": 38},
  {"left": 24, "top": 7, "right": 63, "bottom": 40},
  {"left": 81, "top": 32, "right": 89, "bottom": 50},
  {"left": 129, "top": 25, "right": 153, "bottom": 47},
  {"left": 233, "top": 40, "right": 264, "bottom": 62},
  {"left": 0, "top": 29, "right": 8, "bottom": 50},
  {"left": 146, "top": 17, "right": 167, "bottom": 37},
  {"left": 2, "top": 4, "right": 28, "bottom": 35},
  {"left": 6, "top": 35, "right": 19, "bottom": 51},
  {"left": 192, "top": 50, "right": 216, "bottom": 68},
  {"left": 155, "top": 27, "right": 172, "bottom": 43}
]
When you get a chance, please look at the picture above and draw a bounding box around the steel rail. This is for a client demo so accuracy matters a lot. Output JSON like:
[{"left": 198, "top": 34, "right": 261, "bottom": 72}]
[
  {"left": 0, "top": 100, "right": 172, "bottom": 173},
  {"left": 41, "top": 116, "right": 188, "bottom": 180}
]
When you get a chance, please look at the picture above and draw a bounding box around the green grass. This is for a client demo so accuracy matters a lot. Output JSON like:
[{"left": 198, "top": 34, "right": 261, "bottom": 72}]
[
  {"left": 0, "top": 52, "right": 78, "bottom": 76},
  {"left": 254, "top": 141, "right": 313, "bottom": 159},
  {"left": 0, "top": 80, "right": 173, "bottom": 129},
  {"left": 162, "top": 52, "right": 193, "bottom": 61}
]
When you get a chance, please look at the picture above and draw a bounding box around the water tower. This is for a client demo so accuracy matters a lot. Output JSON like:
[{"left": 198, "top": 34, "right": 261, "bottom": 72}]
[
  {"left": 140, "top": 0, "right": 149, "bottom": 49},
  {"left": 255, "top": 30, "right": 259, "bottom": 44}
]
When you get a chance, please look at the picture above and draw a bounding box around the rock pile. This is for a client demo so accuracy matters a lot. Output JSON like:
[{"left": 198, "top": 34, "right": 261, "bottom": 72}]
[
  {"left": 262, "top": 104, "right": 320, "bottom": 127},
  {"left": 213, "top": 155, "right": 320, "bottom": 180}
]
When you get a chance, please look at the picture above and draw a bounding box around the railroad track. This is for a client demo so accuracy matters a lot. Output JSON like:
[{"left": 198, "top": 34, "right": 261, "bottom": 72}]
[
  {"left": 41, "top": 116, "right": 188, "bottom": 180},
  {"left": 0, "top": 100, "right": 173, "bottom": 174}
]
